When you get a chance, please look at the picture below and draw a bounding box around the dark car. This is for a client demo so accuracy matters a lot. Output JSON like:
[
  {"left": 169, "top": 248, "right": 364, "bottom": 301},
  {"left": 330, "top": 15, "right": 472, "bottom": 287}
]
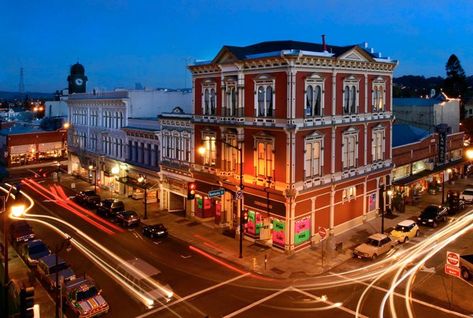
[
  {"left": 417, "top": 204, "right": 448, "bottom": 227},
  {"left": 142, "top": 224, "right": 168, "bottom": 239},
  {"left": 36, "top": 254, "right": 76, "bottom": 290},
  {"left": 96, "top": 199, "right": 125, "bottom": 218},
  {"left": 19, "top": 239, "right": 51, "bottom": 267},
  {"left": 74, "top": 190, "right": 101, "bottom": 208},
  {"left": 9, "top": 220, "right": 35, "bottom": 244},
  {"left": 116, "top": 210, "right": 140, "bottom": 227}
]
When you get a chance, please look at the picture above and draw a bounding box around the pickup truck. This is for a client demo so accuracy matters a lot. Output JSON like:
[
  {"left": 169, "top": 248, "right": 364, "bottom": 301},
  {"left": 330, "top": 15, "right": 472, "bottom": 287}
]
[
  {"left": 460, "top": 254, "right": 473, "bottom": 281},
  {"left": 9, "top": 220, "right": 35, "bottom": 245},
  {"left": 64, "top": 277, "right": 109, "bottom": 318}
]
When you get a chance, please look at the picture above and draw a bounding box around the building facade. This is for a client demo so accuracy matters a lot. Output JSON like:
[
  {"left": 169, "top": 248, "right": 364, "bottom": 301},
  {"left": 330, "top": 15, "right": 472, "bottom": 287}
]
[
  {"left": 0, "top": 126, "right": 68, "bottom": 167},
  {"left": 189, "top": 40, "right": 398, "bottom": 252}
]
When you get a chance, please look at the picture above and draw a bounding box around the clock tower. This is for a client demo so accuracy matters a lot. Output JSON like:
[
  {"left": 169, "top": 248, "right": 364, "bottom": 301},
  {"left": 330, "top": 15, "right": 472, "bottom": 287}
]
[{"left": 67, "top": 62, "right": 88, "bottom": 94}]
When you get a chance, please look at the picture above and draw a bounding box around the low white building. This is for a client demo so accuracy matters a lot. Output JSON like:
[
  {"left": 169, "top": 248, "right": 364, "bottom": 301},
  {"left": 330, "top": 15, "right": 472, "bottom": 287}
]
[
  {"left": 67, "top": 88, "right": 191, "bottom": 195},
  {"left": 393, "top": 93, "right": 460, "bottom": 133}
]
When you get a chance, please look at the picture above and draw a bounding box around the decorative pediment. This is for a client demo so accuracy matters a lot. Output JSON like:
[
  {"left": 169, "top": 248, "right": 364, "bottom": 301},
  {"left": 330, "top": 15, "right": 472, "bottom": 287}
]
[
  {"left": 212, "top": 47, "right": 239, "bottom": 65},
  {"left": 338, "top": 47, "right": 374, "bottom": 62}
]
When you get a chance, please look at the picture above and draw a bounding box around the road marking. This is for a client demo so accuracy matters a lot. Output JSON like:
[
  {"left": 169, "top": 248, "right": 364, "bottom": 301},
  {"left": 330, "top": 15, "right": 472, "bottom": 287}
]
[
  {"left": 330, "top": 272, "right": 472, "bottom": 318},
  {"left": 292, "top": 287, "right": 368, "bottom": 318},
  {"left": 223, "top": 286, "right": 292, "bottom": 318},
  {"left": 135, "top": 273, "right": 251, "bottom": 318}
]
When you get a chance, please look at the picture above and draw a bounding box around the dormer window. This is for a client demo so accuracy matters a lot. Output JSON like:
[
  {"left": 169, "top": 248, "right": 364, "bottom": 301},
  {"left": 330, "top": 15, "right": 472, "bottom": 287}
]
[
  {"left": 202, "top": 82, "right": 216, "bottom": 115},
  {"left": 372, "top": 77, "right": 386, "bottom": 112},
  {"left": 254, "top": 76, "right": 274, "bottom": 117},
  {"left": 343, "top": 76, "right": 359, "bottom": 115},
  {"left": 305, "top": 75, "right": 324, "bottom": 117}
]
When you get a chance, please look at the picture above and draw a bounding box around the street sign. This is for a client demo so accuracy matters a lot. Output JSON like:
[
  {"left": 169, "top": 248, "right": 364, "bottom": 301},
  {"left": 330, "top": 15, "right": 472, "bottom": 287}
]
[
  {"left": 208, "top": 188, "right": 225, "bottom": 198},
  {"left": 445, "top": 264, "right": 461, "bottom": 277},
  {"left": 318, "top": 227, "right": 328, "bottom": 240},
  {"left": 235, "top": 190, "right": 243, "bottom": 200},
  {"left": 446, "top": 251, "right": 460, "bottom": 267}
]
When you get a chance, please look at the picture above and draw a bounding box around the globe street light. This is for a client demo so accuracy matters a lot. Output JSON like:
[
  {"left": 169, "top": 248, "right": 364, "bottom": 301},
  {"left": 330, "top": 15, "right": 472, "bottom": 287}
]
[{"left": 138, "top": 175, "right": 148, "bottom": 220}]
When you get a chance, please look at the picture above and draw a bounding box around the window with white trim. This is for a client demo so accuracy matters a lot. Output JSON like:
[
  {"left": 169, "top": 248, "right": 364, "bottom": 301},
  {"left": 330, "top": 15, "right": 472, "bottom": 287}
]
[
  {"left": 202, "top": 132, "right": 216, "bottom": 166},
  {"left": 372, "top": 78, "right": 386, "bottom": 112},
  {"left": 372, "top": 126, "right": 385, "bottom": 162},
  {"left": 202, "top": 82, "right": 216, "bottom": 115},
  {"left": 225, "top": 82, "right": 238, "bottom": 116},
  {"left": 305, "top": 75, "right": 324, "bottom": 117},
  {"left": 183, "top": 133, "right": 191, "bottom": 163},
  {"left": 342, "top": 129, "right": 358, "bottom": 170},
  {"left": 254, "top": 136, "right": 274, "bottom": 178},
  {"left": 254, "top": 78, "right": 274, "bottom": 117},
  {"left": 304, "top": 134, "right": 323, "bottom": 179},
  {"left": 343, "top": 186, "right": 356, "bottom": 201},
  {"left": 343, "top": 76, "right": 359, "bottom": 114},
  {"left": 224, "top": 133, "right": 238, "bottom": 173}
]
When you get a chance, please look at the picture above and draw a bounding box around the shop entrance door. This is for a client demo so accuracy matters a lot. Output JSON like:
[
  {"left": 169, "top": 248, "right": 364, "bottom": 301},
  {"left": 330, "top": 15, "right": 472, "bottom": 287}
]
[{"left": 169, "top": 192, "right": 185, "bottom": 212}]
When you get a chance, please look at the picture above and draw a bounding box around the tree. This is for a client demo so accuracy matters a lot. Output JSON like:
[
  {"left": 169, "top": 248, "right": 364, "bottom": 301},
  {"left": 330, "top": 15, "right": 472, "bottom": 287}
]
[{"left": 443, "top": 54, "right": 467, "bottom": 99}]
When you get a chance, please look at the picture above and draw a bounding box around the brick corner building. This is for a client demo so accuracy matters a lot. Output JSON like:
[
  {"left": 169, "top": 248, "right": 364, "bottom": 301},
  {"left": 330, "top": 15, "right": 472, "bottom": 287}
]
[{"left": 189, "top": 39, "right": 398, "bottom": 253}]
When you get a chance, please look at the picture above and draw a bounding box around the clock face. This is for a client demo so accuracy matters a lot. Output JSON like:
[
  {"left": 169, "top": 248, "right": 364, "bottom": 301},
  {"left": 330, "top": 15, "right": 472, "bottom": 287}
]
[{"left": 75, "top": 78, "right": 84, "bottom": 86}]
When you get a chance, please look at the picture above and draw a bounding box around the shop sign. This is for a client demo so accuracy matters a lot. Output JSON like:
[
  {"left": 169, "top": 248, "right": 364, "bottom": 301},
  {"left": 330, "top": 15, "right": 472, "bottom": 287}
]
[
  {"left": 272, "top": 219, "right": 285, "bottom": 247},
  {"left": 208, "top": 188, "right": 225, "bottom": 198},
  {"left": 294, "top": 217, "right": 311, "bottom": 245}
]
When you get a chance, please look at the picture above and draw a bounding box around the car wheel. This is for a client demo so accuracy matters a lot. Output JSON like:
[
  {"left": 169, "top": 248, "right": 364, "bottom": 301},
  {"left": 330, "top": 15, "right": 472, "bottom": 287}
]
[
  {"left": 443, "top": 216, "right": 447, "bottom": 222},
  {"left": 403, "top": 237, "right": 409, "bottom": 243},
  {"left": 461, "top": 267, "right": 471, "bottom": 281},
  {"left": 432, "top": 222, "right": 438, "bottom": 228},
  {"left": 372, "top": 254, "right": 377, "bottom": 261},
  {"left": 415, "top": 230, "right": 420, "bottom": 237}
]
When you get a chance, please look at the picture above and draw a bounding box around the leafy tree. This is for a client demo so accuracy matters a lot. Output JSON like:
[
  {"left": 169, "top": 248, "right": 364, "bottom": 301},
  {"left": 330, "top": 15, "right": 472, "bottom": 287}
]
[{"left": 443, "top": 54, "right": 467, "bottom": 99}]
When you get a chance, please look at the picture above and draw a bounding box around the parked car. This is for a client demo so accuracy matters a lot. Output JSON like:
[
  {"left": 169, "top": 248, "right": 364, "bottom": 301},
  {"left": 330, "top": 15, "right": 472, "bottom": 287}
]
[
  {"left": 36, "top": 254, "right": 76, "bottom": 290},
  {"left": 390, "top": 220, "right": 420, "bottom": 243},
  {"left": 353, "top": 233, "right": 397, "bottom": 260},
  {"left": 74, "top": 190, "right": 101, "bottom": 208},
  {"left": 116, "top": 210, "right": 140, "bottom": 227},
  {"left": 63, "top": 276, "right": 109, "bottom": 318},
  {"left": 9, "top": 220, "right": 35, "bottom": 244},
  {"left": 19, "top": 239, "right": 51, "bottom": 266},
  {"left": 142, "top": 224, "right": 168, "bottom": 239},
  {"left": 460, "top": 254, "right": 473, "bottom": 281},
  {"left": 461, "top": 188, "right": 473, "bottom": 203},
  {"left": 446, "top": 190, "right": 465, "bottom": 214},
  {"left": 96, "top": 199, "right": 125, "bottom": 218},
  {"left": 417, "top": 204, "right": 448, "bottom": 227}
]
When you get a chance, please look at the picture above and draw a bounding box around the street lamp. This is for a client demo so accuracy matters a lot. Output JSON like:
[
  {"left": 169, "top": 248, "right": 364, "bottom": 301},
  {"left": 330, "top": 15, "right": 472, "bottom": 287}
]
[
  {"left": 442, "top": 168, "right": 453, "bottom": 205},
  {"left": 198, "top": 140, "right": 244, "bottom": 258},
  {"left": 88, "top": 165, "right": 97, "bottom": 193},
  {"left": 138, "top": 175, "right": 148, "bottom": 220},
  {"left": 3, "top": 203, "right": 26, "bottom": 317},
  {"left": 379, "top": 184, "right": 385, "bottom": 233},
  {"left": 54, "top": 237, "right": 72, "bottom": 318}
]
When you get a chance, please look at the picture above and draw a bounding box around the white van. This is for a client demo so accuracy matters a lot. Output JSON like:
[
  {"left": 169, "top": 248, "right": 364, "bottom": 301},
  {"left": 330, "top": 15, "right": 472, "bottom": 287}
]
[{"left": 461, "top": 188, "right": 473, "bottom": 202}]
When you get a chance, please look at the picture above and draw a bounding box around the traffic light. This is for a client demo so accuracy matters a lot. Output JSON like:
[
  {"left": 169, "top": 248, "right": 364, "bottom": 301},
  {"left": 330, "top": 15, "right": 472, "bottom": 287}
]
[
  {"left": 242, "top": 209, "right": 249, "bottom": 224},
  {"left": 187, "top": 182, "right": 196, "bottom": 200},
  {"left": 20, "top": 286, "right": 35, "bottom": 318}
]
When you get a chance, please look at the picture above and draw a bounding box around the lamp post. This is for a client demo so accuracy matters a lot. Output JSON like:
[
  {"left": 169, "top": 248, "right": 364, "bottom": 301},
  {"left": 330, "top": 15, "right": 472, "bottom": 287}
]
[
  {"left": 442, "top": 168, "right": 452, "bottom": 205},
  {"left": 379, "top": 184, "right": 385, "bottom": 233},
  {"left": 88, "top": 165, "right": 97, "bottom": 193},
  {"left": 198, "top": 139, "right": 244, "bottom": 258},
  {"left": 54, "top": 237, "right": 71, "bottom": 318},
  {"left": 4, "top": 203, "right": 25, "bottom": 317},
  {"left": 138, "top": 175, "right": 148, "bottom": 220}
]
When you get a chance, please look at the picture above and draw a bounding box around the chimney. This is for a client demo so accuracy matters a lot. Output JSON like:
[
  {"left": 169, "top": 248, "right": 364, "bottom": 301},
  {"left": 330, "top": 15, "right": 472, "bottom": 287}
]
[{"left": 322, "top": 34, "right": 327, "bottom": 51}]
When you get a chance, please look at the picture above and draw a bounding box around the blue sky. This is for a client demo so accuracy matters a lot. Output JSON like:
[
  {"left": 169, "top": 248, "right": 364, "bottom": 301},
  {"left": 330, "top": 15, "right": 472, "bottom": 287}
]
[{"left": 1, "top": 0, "right": 472, "bottom": 92}]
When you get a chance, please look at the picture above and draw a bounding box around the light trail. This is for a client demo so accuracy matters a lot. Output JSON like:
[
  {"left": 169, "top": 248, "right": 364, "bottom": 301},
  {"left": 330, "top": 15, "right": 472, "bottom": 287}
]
[{"left": 2, "top": 183, "right": 175, "bottom": 311}]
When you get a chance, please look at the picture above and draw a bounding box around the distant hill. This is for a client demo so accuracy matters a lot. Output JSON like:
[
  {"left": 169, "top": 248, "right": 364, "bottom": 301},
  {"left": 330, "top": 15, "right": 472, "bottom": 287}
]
[
  {"left": 394, "top": 75, "right": 473, "bottom": 98},
  {"left": 0, "top": 91, "right": 55, "bottom": 100}
]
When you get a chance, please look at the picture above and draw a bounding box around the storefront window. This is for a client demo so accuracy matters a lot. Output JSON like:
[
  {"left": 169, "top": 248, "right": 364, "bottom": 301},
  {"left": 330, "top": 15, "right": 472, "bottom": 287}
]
[
  {"left": 368, "top": 193, "right": 376, "bottom": 211},
  {"left": 412, "top": 160, "right": 427, "bottom": 174},
  {"left": 393, "top": 164, "right": 410, "bottom": 181},
  {"left": 272, "top": 219, "right": 285, "bottom": 247},
  {"left": 246, "top": 210, "right": 262, "bottom": 236},
  {"left": 294, "top": 217, "right": 310, "bottom": 245}
]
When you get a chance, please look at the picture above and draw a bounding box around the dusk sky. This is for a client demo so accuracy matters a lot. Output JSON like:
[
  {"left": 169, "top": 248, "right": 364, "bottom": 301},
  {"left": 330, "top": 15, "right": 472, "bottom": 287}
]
[{"left": 1, "top": 0, "right": 472, "bottom": 92}]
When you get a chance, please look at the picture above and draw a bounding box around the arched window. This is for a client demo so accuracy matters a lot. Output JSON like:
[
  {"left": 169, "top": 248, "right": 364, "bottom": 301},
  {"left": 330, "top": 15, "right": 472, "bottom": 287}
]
[
  {"left": 314, "top": 85, "right": 321, "bottom": 116},
  {"left": 258, "top": 86, "right": 265, "bottom": 116},
  {"left": 344, "top": 86, "right": 350, "bottom": 114},
  {"left": 266, "top": 86, "right": 273, "bottom": 116},
  {"left": 350, "top": 86, "right": 356, "bottom": 113},
  {"left": 306, "top": 85, "right": 314, "bottom": 116},
  {"left": 210, "top": 89, "right": 216, "bottom": 115},
  {"left": 204, "top": 89, "right": 210, "bottom": 114}
]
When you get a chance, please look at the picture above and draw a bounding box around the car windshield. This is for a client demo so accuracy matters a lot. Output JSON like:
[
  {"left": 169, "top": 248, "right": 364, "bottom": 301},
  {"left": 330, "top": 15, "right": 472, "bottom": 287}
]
[
  {"left": 50, "top": 262, "right": 69, "bottom": 274},
  {"left": 84, "top": 191, "right": 95, "bottom": 196},
  {"left": 366, "top": 238, "right": 380, "bottom": 247},
  {"left": 394, "top": 225, "right": 409, "bottom": 232},
  {"left": 76, "top": 286, "right": 98, "bottom": 302},
  {"left": 152, "top": 225, "right": 165, "bottom": 231},
  {"left": 421, "top": 207, "right": 438, "bottom": 217},
  {"left": 463, "top": 190, "right": 473, "bottom": 195},
  {"left": 29, "top": 244, "right": 48, "bottom": 255},
  {"left": 13, "top": 223, "right": 31, "bottom": 232}
]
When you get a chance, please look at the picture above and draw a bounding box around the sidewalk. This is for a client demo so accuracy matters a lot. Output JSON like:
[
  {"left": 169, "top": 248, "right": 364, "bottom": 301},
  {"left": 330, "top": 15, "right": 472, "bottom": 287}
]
[{"left": 57, "top": 173, "right": 472, "bottom": 280}]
